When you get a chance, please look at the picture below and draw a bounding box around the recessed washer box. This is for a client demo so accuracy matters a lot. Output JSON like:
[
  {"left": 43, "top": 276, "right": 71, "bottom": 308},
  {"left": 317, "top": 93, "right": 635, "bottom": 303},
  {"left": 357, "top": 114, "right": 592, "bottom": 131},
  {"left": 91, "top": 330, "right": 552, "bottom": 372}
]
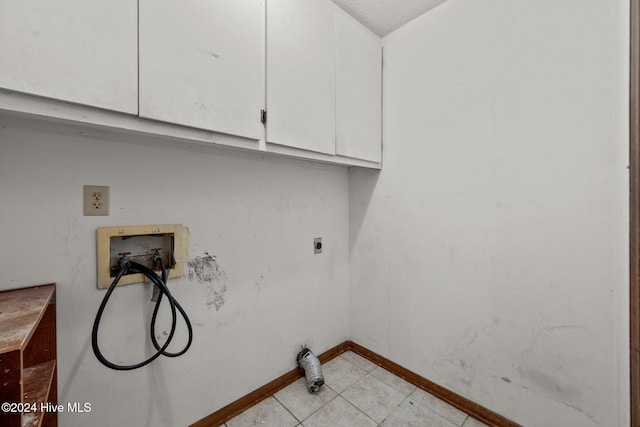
[{"left": 97, "top": 224, "right": 189, "bottom": 289}]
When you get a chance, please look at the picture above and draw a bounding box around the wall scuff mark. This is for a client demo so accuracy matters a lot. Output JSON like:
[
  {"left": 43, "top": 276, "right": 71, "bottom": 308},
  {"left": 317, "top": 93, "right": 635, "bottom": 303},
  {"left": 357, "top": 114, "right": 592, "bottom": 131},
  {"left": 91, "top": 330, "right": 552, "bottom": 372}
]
[
  {"left": 187, "top": 252, "right": 227, "bottom": 311},
  {"left": 196, "top": 49, "right": 220, "bottom": 59},
  {"left": 255, "top": 275, "right": 266, "bottom": 293}
]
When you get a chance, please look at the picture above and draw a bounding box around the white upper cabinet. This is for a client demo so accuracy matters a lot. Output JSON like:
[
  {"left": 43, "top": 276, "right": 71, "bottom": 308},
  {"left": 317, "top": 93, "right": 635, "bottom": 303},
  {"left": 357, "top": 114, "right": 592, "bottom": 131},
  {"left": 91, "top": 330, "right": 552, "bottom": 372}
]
[
  {"left": 266, "top": 0, "right": 336, "bottom": 154},
  {"left": 267, "top": 0, "right": 381, "bottom": 163},
  {"left": 335, "top": 12, "right": 382, "bottom": 163},
  {"left": 0, "top": 0, "right": 137, "bottom": 114},
  {"left": 0, "top": 0, "right": 381, "bottom": 167},
  {"left": 139, "top": 0, "right": 264, "bottom": 141}
]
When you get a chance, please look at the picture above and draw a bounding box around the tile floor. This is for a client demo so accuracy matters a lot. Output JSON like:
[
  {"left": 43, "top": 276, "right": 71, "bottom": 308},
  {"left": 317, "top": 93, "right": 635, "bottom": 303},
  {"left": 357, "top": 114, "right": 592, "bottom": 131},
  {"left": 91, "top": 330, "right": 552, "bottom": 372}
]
[{"left": 223, "top": 351, "right": 489, "bottom": 427}]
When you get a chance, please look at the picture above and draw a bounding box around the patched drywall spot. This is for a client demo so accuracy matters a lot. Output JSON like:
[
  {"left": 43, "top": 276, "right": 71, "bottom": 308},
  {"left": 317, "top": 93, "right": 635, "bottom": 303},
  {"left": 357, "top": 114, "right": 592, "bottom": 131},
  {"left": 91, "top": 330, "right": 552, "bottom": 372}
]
[{"left": 187, "top": 252, "right": 228, "bottom": 311}]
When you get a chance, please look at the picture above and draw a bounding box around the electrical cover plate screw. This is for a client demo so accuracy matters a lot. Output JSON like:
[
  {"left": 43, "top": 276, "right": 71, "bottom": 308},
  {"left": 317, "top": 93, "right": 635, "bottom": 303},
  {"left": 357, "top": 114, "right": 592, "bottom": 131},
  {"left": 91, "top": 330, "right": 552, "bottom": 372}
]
[{"left": 84, "top": 185, "right": 109, "bottom": 216}]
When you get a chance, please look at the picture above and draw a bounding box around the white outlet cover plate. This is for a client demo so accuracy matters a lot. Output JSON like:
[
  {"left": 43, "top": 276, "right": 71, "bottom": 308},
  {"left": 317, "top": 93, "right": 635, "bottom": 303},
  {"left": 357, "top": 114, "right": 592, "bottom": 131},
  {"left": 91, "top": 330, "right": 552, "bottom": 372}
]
[{"left": 84, "top": 185, "right": 109, "bottom": 216}]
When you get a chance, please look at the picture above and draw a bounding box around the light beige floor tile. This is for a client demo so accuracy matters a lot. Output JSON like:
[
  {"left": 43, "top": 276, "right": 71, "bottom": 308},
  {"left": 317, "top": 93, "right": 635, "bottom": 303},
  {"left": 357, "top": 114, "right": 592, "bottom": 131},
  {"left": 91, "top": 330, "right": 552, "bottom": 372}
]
[
  {"left": 341, "top": 374, "right": 406, "bottom": 423},
  {"left": 407, "top": 388, "right": 468, "bottom": 426},
  {"left": 226, "top": 397, "right": 298, "bottom": 427},
  {"left": 322, "top": 357, "right": 368, "bottom": 393},
  {"left": 274, "top": 377, "right": 337, "bottom": 421},
  {"left": 370, "top": 366, "right": 417, "bottom": 396},
  {"left": 462, "top": 417, "right": 490, "bottom": 427},
  {"left": 340, "top": 351, "right": 378, "bottom": 372},
  {"left": 381, "top": 399, "right": 458, "bottom": 427},
  {"left": 302, "top": 396, "right": 377, "bottom": 427}
]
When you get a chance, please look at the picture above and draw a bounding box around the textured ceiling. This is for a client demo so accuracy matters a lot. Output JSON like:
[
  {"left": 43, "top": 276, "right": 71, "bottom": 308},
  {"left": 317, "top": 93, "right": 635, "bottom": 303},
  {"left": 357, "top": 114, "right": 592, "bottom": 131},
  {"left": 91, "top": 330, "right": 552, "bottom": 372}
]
[{"left": 331, "top": 0, "right": 448, "bottom": 36}]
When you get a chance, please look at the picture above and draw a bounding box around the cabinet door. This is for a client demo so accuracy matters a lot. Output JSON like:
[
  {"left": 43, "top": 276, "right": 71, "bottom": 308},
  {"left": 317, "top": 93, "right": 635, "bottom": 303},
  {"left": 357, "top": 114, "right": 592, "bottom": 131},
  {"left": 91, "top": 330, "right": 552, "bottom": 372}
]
[
  {"left": 335, "top": 12, "right": 382, "bottom": 163},
  {"left": 139, "top": 0, "right": 264, "bottom": 140},
  {"left": 266, "top": 0, "right": 336, "bottom": 154},
  {"left": 0, "top": 0, "right": 137, "bottom": 114}
]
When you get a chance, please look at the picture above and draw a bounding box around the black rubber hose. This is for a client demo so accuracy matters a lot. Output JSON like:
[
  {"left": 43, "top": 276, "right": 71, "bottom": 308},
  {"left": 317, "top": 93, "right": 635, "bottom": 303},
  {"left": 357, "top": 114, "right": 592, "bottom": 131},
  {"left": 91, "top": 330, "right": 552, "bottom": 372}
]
[
  {"left": 92, "top": 260, "right": 178, "bottom": 370},
  {"left": 149, "top": 258, "right": 193, "bottom": 357}
]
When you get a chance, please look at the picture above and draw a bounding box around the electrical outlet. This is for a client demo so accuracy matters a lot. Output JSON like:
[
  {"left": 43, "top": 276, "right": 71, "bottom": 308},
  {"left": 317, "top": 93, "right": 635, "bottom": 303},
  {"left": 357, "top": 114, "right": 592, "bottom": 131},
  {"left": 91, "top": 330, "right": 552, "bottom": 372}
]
[{"left": 84, "top": 185, "right": 109, "bottom": 216}]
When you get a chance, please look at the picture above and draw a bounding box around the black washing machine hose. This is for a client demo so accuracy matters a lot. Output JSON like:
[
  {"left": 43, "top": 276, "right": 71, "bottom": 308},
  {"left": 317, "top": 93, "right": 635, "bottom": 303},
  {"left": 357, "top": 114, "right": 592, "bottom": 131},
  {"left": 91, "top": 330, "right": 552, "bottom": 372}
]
[{"left": 91, "top": 258, "right": 193, "bottom": 370}]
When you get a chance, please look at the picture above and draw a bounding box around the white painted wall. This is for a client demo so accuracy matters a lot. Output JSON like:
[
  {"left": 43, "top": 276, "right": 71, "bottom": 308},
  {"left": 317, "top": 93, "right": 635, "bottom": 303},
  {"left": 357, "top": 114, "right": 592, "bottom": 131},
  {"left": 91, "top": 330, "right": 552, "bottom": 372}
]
[
  {"left": 0, "top": 0, "right": 632, "bottom": 425},
  {"left": 350, "top": 0, "right": 630, "bottom": 426},
  {"left": 0, "top": 118, "right": 349, "bottom": 426}
]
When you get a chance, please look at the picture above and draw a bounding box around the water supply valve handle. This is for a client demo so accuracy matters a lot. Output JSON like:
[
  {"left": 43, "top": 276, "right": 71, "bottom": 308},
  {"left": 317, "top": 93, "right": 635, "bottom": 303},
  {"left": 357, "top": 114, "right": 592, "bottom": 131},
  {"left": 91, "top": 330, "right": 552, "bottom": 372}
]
[
  {"left": 149, "top": 248, "right": 164, "bottom": 301},
  {"left": 150, "top": 248, "right": 163, "bottom": 266},
  {"left": 118, "top": 252, "right": 132, "bottom": 266}
]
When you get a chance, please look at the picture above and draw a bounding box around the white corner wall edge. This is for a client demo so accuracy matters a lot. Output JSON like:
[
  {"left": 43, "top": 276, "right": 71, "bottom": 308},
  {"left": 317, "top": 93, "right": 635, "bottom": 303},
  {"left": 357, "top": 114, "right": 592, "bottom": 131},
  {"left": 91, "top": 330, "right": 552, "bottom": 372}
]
[{"left": 348, "top": 0, "right": 631, "bottom": 426}]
